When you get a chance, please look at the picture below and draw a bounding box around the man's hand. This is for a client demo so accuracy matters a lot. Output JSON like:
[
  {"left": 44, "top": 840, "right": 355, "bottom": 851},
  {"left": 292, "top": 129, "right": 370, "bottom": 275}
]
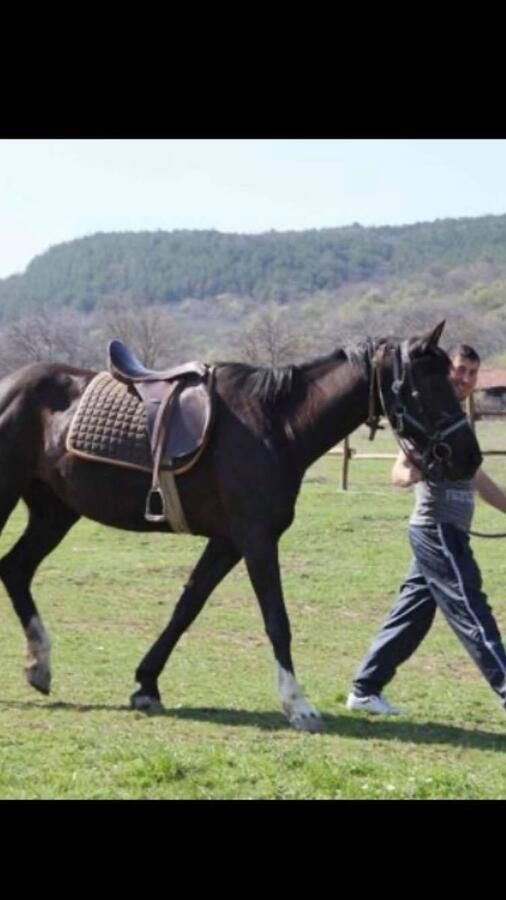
[{"left": 392, "top": 450, "right": 423, "bottom": 487}]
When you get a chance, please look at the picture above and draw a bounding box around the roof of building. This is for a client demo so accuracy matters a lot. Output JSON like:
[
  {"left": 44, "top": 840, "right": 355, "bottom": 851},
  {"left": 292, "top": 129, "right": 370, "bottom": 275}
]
[{"left": 476, "top": 367, "right": 506, "bottom": 390}]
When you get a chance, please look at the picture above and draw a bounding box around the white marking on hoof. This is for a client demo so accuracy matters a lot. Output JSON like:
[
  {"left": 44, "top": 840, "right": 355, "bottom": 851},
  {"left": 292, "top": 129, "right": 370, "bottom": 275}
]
[
  {"left": 24, "top": 616, "right": 52, "bottom": 694},
  {"left": 278, "top": 665, "right": 324, "bottom": 732}
]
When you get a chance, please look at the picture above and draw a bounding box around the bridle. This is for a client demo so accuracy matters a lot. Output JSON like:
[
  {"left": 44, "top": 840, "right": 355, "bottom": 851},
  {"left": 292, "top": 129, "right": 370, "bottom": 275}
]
[
  {"left": 366, "top": 338, "right": 473, "bottom": 480},
  {"left": 366, "top": 339, "right": 502, "bottom": 538}
]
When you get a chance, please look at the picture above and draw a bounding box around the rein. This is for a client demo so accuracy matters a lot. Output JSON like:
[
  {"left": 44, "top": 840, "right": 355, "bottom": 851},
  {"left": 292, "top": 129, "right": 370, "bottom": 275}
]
[{"left": 365, "top": 338, "right": 381, "bottom": 440}]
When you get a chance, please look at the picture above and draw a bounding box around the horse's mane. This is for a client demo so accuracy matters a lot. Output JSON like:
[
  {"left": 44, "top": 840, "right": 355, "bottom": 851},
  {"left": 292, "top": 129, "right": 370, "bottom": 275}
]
[
  {"left": 299, "top": 345, "right": 357, "bottom": 373},
  {"left": 216, "top": 343, "right": 368, "bottom": 413},
  {"left": 218, "top": 361, "right": 301, "bottom": 409}
]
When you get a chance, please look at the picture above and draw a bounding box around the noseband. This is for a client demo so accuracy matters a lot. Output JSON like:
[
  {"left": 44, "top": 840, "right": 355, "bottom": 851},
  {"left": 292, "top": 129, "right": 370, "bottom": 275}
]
[{"left": 367, "top": 339, "right": 471, "bottom": 479}]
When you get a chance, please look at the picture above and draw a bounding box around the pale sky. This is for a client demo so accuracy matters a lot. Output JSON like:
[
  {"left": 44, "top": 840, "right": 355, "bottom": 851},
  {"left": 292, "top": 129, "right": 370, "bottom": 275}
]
[{"left": 0, "top": 138, "right": 505, "bottom": 279}]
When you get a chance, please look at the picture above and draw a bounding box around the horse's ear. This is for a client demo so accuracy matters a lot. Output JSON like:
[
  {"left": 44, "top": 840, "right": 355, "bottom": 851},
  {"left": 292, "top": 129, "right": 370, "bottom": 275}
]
[{"left": 419, "top": 320, "right": 446, "bottom": 353}]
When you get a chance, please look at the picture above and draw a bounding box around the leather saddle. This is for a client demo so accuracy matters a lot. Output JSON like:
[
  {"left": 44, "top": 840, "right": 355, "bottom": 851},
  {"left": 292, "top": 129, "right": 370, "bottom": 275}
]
[{"left": 108, "top": 339, "right": 214, "bottom": 522}]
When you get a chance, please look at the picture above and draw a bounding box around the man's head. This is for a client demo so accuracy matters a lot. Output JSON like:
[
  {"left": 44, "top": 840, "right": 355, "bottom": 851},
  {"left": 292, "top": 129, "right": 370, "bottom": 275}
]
[{"left": 447, "top": 343, "right": 481, "bottom": 401}]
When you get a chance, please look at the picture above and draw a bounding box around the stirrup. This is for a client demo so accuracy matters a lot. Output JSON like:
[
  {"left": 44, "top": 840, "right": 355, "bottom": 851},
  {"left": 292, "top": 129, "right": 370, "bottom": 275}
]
[{"left": 145, "top": 486, "right": 166, "bottom": 523}]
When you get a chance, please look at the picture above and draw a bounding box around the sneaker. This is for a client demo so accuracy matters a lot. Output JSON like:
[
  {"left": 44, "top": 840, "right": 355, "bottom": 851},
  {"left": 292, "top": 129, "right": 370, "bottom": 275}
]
[{"left": 346, "top": 692, "right": 403, "bottom": 715}]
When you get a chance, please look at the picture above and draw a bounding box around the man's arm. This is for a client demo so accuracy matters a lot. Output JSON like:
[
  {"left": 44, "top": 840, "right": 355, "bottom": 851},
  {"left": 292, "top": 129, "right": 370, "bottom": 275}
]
[
  {"left": 473, "top": 468, "right": 506, "bottom": 513},
  {"left": 391, "top": 450, "right": 423, "bottom": 487}
]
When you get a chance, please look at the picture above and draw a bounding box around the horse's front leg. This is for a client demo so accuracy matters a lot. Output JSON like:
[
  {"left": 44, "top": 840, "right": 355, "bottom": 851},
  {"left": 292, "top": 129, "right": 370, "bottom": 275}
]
[{"left": 239, "top": 525, "right": 324, "bottom": 733}]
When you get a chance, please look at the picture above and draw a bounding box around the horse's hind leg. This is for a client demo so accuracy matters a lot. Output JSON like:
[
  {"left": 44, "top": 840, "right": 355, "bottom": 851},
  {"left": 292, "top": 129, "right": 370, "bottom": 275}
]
[
  {"left": 0, "top": 480, "right": 79, "bottom": 694},
  {"left": 131, "top": 536, "right": 242, "bottom": 713}
]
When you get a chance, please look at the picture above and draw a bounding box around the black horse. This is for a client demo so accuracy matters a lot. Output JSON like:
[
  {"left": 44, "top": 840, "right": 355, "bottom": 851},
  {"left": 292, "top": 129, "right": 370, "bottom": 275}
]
[{"left": 0, "top": 321, "right": 481, "bottom": 731}]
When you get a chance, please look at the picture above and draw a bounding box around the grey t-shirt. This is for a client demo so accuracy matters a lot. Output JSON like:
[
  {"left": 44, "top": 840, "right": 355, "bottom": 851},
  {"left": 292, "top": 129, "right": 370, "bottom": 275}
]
[{"left": 410, "top": 478, "right": 475, "bottom": 532}]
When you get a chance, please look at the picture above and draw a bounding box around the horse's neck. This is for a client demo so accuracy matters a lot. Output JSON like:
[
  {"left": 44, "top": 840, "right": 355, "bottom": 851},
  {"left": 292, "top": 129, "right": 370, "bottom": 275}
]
[{"left": 291, "top": 356, "right": 370, "bottom": 469}]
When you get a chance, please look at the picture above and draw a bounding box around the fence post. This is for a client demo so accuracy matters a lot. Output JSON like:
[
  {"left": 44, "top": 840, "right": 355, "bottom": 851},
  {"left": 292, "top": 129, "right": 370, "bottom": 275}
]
[
  {"left": 466, "top": 392, "right": 476, "bottom": 431},
  {"left": 342, "top": 436, "right": 351, "bottom": 490}
]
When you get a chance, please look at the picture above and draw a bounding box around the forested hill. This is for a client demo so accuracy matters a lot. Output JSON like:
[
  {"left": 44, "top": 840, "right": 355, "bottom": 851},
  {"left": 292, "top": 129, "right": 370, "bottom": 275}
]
[{"left": 1, "top": 213, "right": 506, "bottom": 316}]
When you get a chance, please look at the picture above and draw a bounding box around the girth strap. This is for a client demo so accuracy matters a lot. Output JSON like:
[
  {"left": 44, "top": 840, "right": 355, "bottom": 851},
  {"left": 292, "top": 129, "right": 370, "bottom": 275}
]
[
  {"left": 159, "top": 471, "right": 190, "bottom": 533},
  {"left": 133, "top": 379, "right": 183, "bottom": 525}
]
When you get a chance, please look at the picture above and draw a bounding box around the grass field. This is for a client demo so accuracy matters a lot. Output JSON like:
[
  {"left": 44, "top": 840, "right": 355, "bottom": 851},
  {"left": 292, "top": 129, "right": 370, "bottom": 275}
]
[{"left": 1, "top": 420, "right": 506, "bottom": 799}]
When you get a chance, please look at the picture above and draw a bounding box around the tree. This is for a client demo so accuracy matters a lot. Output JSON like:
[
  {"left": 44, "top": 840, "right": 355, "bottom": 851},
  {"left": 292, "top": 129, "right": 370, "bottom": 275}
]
[
  {"left": 0, "top": 307, "right": 92, "bottom": 375},
  {"left": 236, "top": 305, "right": 303, "bottom": 366},
  {"left": 95, "top": 298, "right": 186, "bottom": 367}
]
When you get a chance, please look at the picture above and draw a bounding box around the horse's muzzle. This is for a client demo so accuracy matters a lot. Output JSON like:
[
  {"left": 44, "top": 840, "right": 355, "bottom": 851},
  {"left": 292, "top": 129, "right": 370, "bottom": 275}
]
[{"left": 440, "top": 446, "right": 483, "bottom": 482}]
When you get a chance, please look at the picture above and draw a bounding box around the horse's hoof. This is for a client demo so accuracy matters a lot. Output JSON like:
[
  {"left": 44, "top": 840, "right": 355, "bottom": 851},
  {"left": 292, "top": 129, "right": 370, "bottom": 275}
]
[
  {"left": 25, "top": 666, "right": 51, "bottom": 695},
  {"left": 130, "top": 691, "right": 164, "bottom": 715},
  {"left": 290, "top": 713, "right": 326, "bottom": 733}
]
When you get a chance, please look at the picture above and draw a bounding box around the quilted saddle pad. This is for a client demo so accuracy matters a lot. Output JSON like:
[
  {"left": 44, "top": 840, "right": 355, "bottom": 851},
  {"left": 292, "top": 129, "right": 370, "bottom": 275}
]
[{"left": 67, "top": 371, "right": 156, "bottom": 473}]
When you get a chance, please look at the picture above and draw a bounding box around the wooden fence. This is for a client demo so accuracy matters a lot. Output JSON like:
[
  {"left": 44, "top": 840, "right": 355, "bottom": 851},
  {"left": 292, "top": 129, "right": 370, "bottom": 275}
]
[{"left": 332, "top": 395, "right": 506, "bottom": 490}]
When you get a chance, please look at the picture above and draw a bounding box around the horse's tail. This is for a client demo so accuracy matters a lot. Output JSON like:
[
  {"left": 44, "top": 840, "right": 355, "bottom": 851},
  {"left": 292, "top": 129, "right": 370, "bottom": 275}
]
[{"left": 0, "top": 369, "right": 41, "bottom": 534}]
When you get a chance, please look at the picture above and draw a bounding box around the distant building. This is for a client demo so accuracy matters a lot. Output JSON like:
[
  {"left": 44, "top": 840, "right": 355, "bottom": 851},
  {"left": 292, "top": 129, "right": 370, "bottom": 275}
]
[{"left": 474, "top": 367, "right": 506, "bottom": 416}]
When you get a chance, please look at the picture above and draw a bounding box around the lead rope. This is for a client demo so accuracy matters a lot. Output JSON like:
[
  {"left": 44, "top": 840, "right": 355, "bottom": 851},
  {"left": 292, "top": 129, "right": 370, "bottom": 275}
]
[{"left": 365, "top": 340, "right": 381, "bottom": 440}]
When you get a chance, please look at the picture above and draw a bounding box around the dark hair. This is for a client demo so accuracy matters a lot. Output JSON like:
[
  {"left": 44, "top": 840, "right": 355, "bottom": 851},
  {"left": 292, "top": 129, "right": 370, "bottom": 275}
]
[{"left": 447, "top": 343, "right": 481, "bottom": 365}]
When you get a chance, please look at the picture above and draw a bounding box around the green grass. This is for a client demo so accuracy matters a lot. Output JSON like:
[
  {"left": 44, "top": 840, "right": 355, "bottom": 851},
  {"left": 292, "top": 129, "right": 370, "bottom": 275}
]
[{"left": 1, "top": 420, "right": 506, "bottom": 798}]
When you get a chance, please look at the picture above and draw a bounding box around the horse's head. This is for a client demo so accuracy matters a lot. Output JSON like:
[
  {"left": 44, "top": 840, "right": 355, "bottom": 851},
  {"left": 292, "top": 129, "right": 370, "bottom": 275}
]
[{"left": 376, "top": 321, "right": 483, "bottom": 482}]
